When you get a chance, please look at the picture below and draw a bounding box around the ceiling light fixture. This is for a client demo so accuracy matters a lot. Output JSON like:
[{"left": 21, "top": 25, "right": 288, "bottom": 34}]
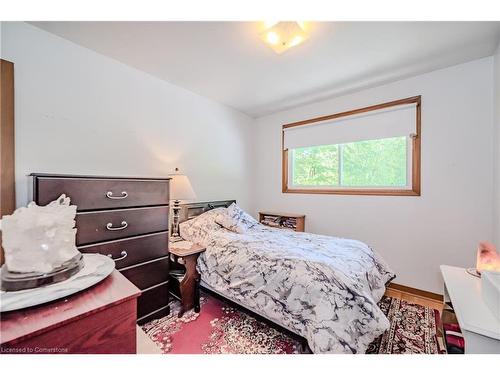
[{"left": 259, "top": 21, "right": 309, "bottom": 54}]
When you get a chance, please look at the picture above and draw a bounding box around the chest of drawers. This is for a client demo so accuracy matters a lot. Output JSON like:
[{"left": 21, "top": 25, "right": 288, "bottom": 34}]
[{"left": 31, "top": 174, "right": 171, "bottom": 323}]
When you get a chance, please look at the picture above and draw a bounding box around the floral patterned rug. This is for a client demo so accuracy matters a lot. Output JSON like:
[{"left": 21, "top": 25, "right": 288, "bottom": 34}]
[
  {"left": 365, "top": 296, "right": 444, "bottom": 354},
  {"left": 141, "top": 293, "right": 443, "bottom": 354}
]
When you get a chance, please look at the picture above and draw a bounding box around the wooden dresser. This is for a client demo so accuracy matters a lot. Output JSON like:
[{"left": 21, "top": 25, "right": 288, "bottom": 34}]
[
  {"left": 1, "top": 270, "right": 140, "bottom": 354},
  {"left": 31, "top": 174, "right": 171, "bottom": 323}
]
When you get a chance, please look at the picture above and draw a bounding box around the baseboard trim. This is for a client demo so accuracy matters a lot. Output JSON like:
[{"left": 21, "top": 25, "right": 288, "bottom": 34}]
[{"left": 387, "top": 282, "right": 443, "bottom": 302}]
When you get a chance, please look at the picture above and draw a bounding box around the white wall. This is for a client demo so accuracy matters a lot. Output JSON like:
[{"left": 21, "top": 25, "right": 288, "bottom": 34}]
[
  {"left": 1, "top": 22, "right": 254, "bottom": 210},
  {"left": 254, "top": 58, "right": 494, "bottom": 294},
  {"left": 1, "top": 21, "right": 497, "bottom": 294},
  {"left": 494, "top": 43, "right": 500, "bottom": 246}
]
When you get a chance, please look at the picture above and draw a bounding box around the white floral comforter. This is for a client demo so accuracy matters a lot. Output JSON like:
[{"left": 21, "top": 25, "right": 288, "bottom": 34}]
[{"left": 181, "top": 217, "right": 395, "bottom": 354}]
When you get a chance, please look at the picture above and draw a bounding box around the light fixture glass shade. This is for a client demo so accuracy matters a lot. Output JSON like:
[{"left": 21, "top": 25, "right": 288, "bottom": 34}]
[
  {"left": 169, "top": 170, "right": 196, "bottom": 201},
  {"left": 259, "top": 21, "right": 309, "bottom": 54}
]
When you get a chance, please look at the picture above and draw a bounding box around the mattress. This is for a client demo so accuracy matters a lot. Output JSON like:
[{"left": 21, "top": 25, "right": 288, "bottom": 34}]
[{"left": 181, "top": 212, "right": 395, "bottom": 353}]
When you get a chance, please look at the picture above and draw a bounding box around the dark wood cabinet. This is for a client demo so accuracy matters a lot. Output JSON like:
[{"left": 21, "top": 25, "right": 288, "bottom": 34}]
[
  {"left": 31, "top": 174, "right": 171, "bottom": 323},
  {"left": 0, "top": 271, "right": 140, "bottom": 354},
  {"left": 121, "top": 257, "right": 170, "bottom": 290},
  {"left": 78, "top": 231, "right": 168, "bottom": 269},
  {"left": 32, "top": 176, "right": 169, "bottom": 210},
  {"left": 75, "top": 206, "right": 169, "bottom": 245},
  {"left": 137, "top": 282, "right": 170, "bottom": 318}
]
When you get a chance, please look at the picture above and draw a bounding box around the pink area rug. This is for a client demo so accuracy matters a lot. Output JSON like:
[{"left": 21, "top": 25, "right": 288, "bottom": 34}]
[{"left": 141, "top": 292, "right": 443, "bottom": 354}]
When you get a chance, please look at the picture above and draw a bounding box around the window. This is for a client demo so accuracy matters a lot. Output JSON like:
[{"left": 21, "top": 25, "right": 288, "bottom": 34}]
[{"left": 282, "top": 96, "right": 421, "bottom": 195}]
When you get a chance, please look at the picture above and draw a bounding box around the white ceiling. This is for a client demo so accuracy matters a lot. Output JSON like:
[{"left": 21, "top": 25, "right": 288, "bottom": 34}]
[{"left": 30, "top": 21, "right": 500, "bottom": 117}]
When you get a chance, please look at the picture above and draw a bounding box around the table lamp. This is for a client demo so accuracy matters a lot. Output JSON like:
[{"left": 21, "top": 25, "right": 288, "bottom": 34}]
[
  {"left": 169, "top": 168, "right": 196, "bottom": 242},
  {"left": 467, "top": 241, "right": 500, "bottom": 277}
]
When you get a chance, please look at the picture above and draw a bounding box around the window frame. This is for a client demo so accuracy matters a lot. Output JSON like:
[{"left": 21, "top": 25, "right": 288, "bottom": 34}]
[{"left": 281, "top": 96, "right": 421, "bottom": 196}]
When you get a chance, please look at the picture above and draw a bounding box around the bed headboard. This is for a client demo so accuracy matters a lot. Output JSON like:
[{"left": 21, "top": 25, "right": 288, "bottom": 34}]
[{"left": 178, "top": 200, "right": 236, "bottom": 223}]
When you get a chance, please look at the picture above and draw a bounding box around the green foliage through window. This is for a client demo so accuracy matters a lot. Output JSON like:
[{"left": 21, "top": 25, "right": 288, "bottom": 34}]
[{"left": 291, "top": 137, "right": 408, "bottom": 187}]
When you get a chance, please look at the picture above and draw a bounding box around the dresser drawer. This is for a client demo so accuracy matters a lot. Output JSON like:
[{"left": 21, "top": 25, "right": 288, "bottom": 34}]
[
  {"left": 33, "top": 177, "right": 169, "bottom": 211},
  {"left": 76, "top": 206, "right": 169, "bottom": 245},
  {"left": 78, "top": 231, "right": 169, "bottom": 268},
  {"left": 120, "top": 257, "right": 169, "bottom": 290},
  {"left": 138, "top": 282, "right": 169, "bottom": 319}
]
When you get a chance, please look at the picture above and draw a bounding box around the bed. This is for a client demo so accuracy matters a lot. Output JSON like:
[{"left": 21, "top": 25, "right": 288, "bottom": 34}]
[{"left": 178, "top": 200, "right": 396, "bottom": 354}]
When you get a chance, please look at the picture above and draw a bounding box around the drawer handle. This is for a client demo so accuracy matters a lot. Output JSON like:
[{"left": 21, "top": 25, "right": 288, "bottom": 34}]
[
  {"left": 106, "top": 191, "right": 128, "bottom": 199},
  {"left": 106, "top": 221, "right": 128, "bottom": 231},
  {"left": 107, "top": 250, "right": 128, "bottom": 262}
]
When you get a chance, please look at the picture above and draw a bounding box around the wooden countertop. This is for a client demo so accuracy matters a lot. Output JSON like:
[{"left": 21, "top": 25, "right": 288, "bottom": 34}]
[{"left": 1, "top": 270, "right": 141, "bottom": 345}]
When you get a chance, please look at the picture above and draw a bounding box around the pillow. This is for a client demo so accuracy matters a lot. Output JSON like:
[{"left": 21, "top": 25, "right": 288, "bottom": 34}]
[
  {"left": 179, "top": 207, "right": 225, "bottom": 246},
  {"left": 215, "top": 203, "right": 258, "bottom": 234}
]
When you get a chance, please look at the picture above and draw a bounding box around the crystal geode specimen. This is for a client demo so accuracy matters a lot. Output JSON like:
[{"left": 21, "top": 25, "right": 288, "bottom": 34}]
[{"left": 0, "top": 194, "right": 79, "bottom": 274}]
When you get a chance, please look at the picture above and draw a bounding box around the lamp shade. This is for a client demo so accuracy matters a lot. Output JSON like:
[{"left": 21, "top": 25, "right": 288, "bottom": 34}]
[{"left": 169, "top": 170, "right": 196, "bottom": 201}]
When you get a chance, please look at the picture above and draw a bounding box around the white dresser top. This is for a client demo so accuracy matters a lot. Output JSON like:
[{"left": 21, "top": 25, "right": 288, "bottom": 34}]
[{"left": 441, "top": 265, "right": 500, "bottom": 339}]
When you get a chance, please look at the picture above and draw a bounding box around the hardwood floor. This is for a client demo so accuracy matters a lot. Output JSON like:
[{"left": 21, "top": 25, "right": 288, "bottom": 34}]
[
  {"left": 385, "top": 286, "right": 444, "bottom": 312},
  {"left": 136, "top": 325, "right": 162, "bottom": 354}
]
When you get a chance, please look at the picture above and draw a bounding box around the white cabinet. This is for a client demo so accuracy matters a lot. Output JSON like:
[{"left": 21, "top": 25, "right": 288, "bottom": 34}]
[{"left": 441, "top": 265, "right": 500, "bottom": 353}]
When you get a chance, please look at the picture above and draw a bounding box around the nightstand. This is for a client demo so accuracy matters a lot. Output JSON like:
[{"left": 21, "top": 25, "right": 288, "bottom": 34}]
[{"left": 169, "top": 241, "right": 206, "bottom": 317}]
